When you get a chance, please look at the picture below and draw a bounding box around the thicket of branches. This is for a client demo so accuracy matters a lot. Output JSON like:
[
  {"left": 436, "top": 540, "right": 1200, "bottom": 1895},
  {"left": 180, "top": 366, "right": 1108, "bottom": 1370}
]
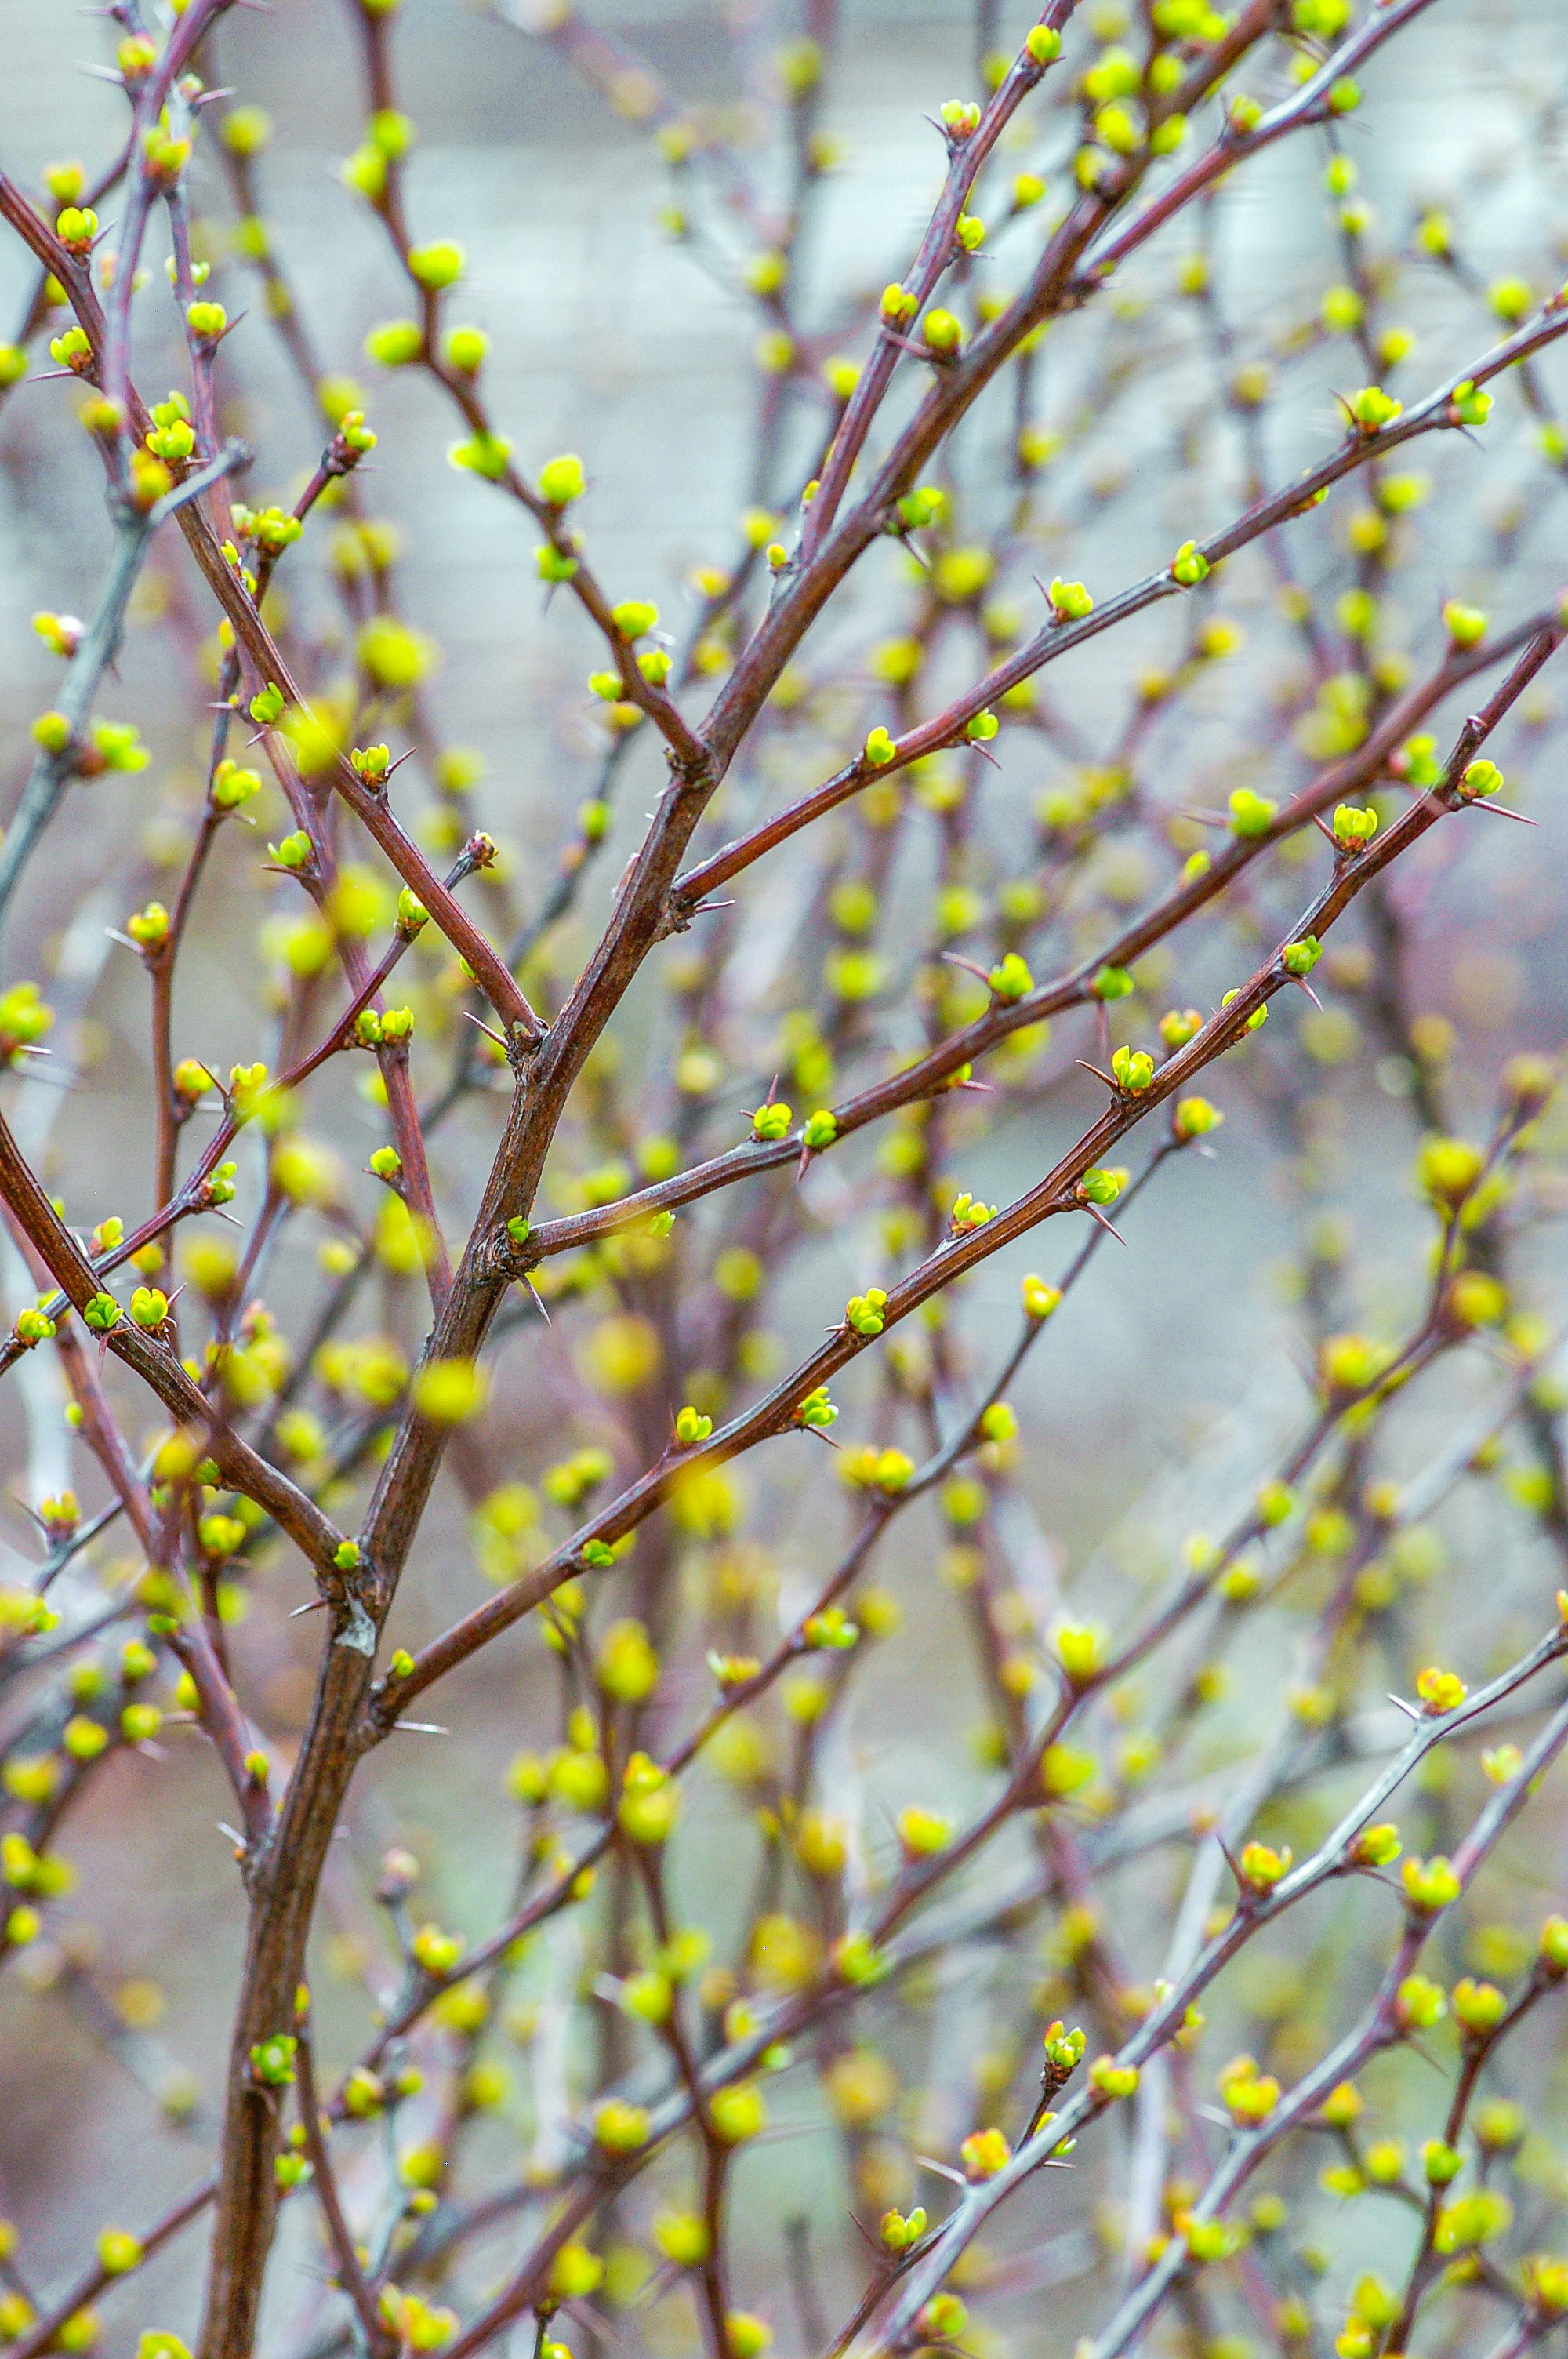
[{"left": 2, "top": 3, "right": 1568, "bottom": 2358}]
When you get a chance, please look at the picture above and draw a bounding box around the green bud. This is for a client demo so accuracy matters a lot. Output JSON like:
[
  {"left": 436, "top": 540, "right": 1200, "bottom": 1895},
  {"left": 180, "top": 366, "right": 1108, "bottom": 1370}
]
[
  {"left": 449, "top": 431, "right": 514, "bottom": 480},
  {"left": 445, "top": 325, "right": 488, "bottom": 373},
  {"left": 1229, "top": 787, "right": 1276, "bottom": 839},
  {"left": 1174, "top": 1096, "right": 1222, "bottom": 1140},
  {"left": 1458, "top": 758, "right": 1502, "bottom": 801},
  {"left": 1111, "top": 1044, "right": 1155, "bottom": 1092},
  {"left": 1333, "top": 802, "right": 1379, "bottom": 849},
  {"left": 989, "top": 951, "right": 1033, "bottom": 1001},
  {"left": 249, "top": 2033, "right": 298, "bottom": 2086},
  {"left": 1443, "top": 599, "right": 1487, "bottom": 647},
  {"left": 1450, "top": 377, "right": 1492, "bottom": 427},
  {"left": 408, "top": 241, "right": 464, "bottom": 290},
  {"left": 366, "top": 318, "right": 423, "bottom": 367},
  {"left": 844, "top": 1288, "right": 887, "bottom": 1338},
  {"left": 539, "top": 453, "right": 586, "bottom": 506},
  {"left": 1350, "top": 384, "right": 1402, "bottom": 431}
]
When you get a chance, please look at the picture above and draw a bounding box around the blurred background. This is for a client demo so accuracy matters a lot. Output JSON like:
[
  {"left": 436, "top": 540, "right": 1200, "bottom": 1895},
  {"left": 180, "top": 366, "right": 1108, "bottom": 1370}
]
[{"left": 2, "top": 2, "right": 1568, "bottom": 2353}]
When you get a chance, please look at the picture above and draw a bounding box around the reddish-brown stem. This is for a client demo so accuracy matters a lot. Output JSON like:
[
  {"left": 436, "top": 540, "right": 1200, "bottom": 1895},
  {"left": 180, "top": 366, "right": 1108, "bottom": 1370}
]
[
  {"left": 6, "top": 2177, "right": 218, "bottom": 2359},
  {"left": 295, "top": 2019, "right": 397, "bottom": 2357},
  {"left": 799, "top": 0, "right": 1085, "bottom": 565},
  {"left": 0, "top": 1113, "right": 352, "bottom": 1594}
]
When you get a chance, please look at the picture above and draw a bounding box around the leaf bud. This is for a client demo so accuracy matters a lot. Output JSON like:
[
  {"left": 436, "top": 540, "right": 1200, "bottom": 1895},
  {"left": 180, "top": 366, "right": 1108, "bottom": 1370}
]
[
  {"left": 55, "top": 206, "right": 98, "bottom": 254},
  {"left": 408, "top": 240, "right": 464, "bottom": 290},
  {"left": 535, "top": 452, "right": 586, "bottom": 507},
  {"left": 989, "top": 950, "right": 1033, "bottom": 1001},
  {"left": 1174, "top": 1096, "right": 1222, "bottom": 1140},
  {"left": 1414, "top": 1665, "right": 1465, "bottom": 1714},
  {"left": 1111, "top": 1044, "right": 1155, "bottom": 1092},
  {"left": 1400, "top": 1854, "right": 1461, "bottom": 1914},
  {"left": 1228, "top": 787, "right": 1276, "bottom": 839},
  {"left": 1332, "top": 802, "right": 1378, "bottom": 849},
  {"left": 1442, "top": 599, "right": 1488, "bottom": 647},
  {"left": 1078, "top": 1167, "right": 1123, "bottom": 1206},
  {"left": 960, "top": 2127, "right": 1011, "bottom": 2179},
  {"left": 1451, "top": 1976, "right": 1507, "bottom": 2034},
  {"left": 1087, "top": 2055, "right": 1138, "bottom": 2099},
  {"left": 1238, "top": 1840, "right": 1290, "bottom": 1889},
  {"left": 1450, "top": 378, "right": 1491, "bottom": 427},
  {"left": 1022, "top": 1274, "right": 1061, "bottom": 1319},
  {"left": 249, "top": 2034, "right": 298, "bottom": 2087},
  {"left": 1348, "top": 1822, "right": 1400, "bottom": 1867},
  {"left": 1457, "top": 758, "right": 1503, "bottom": 802},
  {"left": 211, "top": 761, "right": 261, "bottom": 811}
]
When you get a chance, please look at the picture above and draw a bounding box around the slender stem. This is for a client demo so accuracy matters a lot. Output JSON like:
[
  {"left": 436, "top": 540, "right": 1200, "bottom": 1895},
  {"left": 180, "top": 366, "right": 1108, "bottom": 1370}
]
[{"left": 295, "top": 2019, "right": 397, "bottom": 2357}]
